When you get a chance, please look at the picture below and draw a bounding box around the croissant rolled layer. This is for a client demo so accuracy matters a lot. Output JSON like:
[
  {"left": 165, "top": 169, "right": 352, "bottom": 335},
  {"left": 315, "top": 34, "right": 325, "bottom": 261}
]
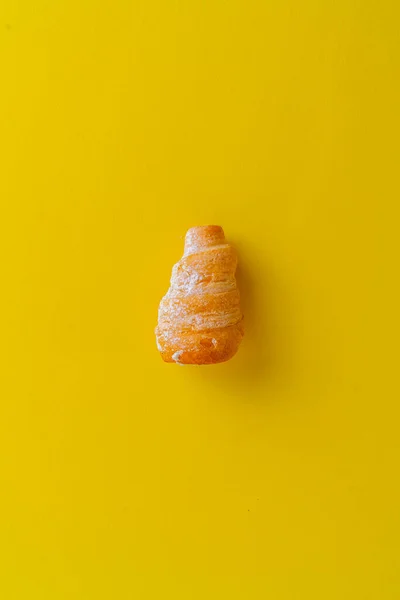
[{"left": 156, "top": 226, "right": 244, "bottom": 365}]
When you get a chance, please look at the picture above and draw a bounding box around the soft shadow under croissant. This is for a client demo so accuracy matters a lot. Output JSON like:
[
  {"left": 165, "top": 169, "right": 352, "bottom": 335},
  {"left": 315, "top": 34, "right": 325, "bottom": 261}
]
[{"left": 155, "top": 225, "right": 244, "bottom": 365}]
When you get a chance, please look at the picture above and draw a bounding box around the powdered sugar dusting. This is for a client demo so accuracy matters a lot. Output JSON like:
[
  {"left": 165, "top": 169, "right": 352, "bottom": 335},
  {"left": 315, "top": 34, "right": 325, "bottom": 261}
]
[
  {"left": 155, "top": 226, "right": 244, "bottom": 360},
  {"left": 172, "top": 350, "right": 184, "bottom": 364}
]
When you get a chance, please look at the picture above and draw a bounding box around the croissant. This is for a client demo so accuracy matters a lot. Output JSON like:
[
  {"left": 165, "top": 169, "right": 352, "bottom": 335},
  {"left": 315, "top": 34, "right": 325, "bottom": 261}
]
[{"left": 155, "top": 225, "right": 244, "bottom": 365}]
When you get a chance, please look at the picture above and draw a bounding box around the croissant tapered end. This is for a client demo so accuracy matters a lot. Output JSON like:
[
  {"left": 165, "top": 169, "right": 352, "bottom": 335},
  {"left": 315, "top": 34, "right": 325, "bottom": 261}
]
[{"left": 155, "top": 225, "right": 244, "bottom": 365}]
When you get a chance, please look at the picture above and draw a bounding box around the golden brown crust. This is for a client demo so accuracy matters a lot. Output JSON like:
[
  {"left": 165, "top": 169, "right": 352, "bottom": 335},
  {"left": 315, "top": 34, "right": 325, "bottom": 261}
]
[{"left": 155, "top": 226, "right": 244, "bottom": 365}]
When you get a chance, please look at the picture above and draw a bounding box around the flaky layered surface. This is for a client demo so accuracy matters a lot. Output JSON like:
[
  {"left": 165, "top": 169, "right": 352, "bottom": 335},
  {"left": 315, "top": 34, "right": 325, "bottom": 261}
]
[{"left": 155, "top": 226, "right": 244, "bottom": 364}]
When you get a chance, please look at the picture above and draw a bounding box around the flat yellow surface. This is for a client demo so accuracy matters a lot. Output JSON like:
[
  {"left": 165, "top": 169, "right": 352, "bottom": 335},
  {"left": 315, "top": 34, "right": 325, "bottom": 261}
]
[{"left": 1, "top": 1, "right": 399, "bottom": 598}]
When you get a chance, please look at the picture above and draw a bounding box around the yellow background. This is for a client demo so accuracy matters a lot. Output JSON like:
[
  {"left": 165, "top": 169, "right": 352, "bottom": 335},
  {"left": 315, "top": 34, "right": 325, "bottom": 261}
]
[{"left": 1, "top": 1, "right": 399, "bottom": 598}]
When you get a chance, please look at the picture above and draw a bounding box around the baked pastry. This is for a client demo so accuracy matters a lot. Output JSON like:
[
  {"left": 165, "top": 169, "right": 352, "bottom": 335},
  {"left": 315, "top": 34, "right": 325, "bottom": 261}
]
[{"left": 155, "top": 225, "right": 244, "bottom": 364}]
